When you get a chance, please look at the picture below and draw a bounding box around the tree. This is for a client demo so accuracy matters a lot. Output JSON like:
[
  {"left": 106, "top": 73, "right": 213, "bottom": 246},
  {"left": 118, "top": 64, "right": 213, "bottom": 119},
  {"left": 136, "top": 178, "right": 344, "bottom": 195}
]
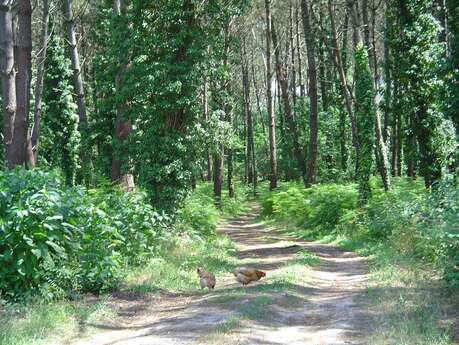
[
  {"left": 30, "top": 0, "right": 50, "bottom": 166},
  {"left": 41, "top": 33, "right": 81, "bottom": 185},
  {"left": 0, "top": 0, "right": 16, "bottom": 168},
  {"left": 354, "top": 44, "right": 375, "bottom": 205},
  {"left": 265, "top": 0, "right": 278, "bottom": 190},
  {"left": 397, "top": 0, "right": 445, "bottom": 187},
  {"left": 301, "top": 0, "right": 319, "bottom": 187}
]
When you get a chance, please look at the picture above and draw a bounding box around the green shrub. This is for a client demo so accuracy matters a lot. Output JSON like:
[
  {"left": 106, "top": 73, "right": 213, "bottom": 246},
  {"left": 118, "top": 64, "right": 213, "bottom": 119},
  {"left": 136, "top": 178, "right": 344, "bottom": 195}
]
[
  {"left": 263, "top": 182, "right": 357, "bottom": 234},
  {"left": 0, "top": 169, "right": 169, "bottom": 299},
  {"left": 262, "top": 178, "right": 459, "bottom": 285}
]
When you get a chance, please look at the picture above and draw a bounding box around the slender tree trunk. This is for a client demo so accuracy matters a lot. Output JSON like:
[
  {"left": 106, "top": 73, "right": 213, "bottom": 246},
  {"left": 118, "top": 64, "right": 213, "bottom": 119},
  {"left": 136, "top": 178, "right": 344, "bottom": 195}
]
[
  {"left": 272, "top": 20, "right": 307, "bottom": 185},
  {"left": 289, "top": 4, "right": 297, "bottom": 107},
  {"left": 301, "top": 0, "right": 319, "bottom": 187},
  {"left": 383, "top": 11, "right": 391, "bottom": 144},
  {"left": 30, "top": 0, "right": 49, "bottom": 166},
  {"left": 64, "top": 0, "right": 87, "bottom": 125},
  {"left": 362, "top": 0, "right": 390, "bottom": 191},
  {"left": 0, "top": 0, "right": 16, "bottom": 169},
  {"left": 265, "top": 0, "right": 277, "bottom": 190},
  {"left": 295, "top": 5, "right": 306, "bottom": 97},
  {"left": 213, "top": 147, "right": 224, "bottom": 208},
  {"left": 242, "top": 44, "right": 254, "bottom": 185},
  {"left": 10, "top": 0, "right": 32, "bottom": 168},
  {"left": 203, "top": 78, "right": 212, "bottom": 181},
  {"left": 328, "top": 0, "right": 358, "bottom": 152},
  {"left": 251, "top": 51, "right": 270, "bottom": 163},
  {"left": 227, "top": 147, "right": 234, "bottom": 197},
  {"left": 111, "top": 0, "right": 133, "bottom": 186}
]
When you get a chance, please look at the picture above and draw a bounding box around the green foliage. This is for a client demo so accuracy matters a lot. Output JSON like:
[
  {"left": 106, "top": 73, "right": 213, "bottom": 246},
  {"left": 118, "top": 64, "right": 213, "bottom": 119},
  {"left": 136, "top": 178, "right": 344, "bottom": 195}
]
[
  {"left": 392, "top": 0, "right": 447, "bottom": 186},
  {"left": 354, "top": 43, "right": 375, "bottom": 205},
  {"left": 0, "top": 169, "right": 169, "bottom": 300},
  {"left": 41, "top": 33, "right": 80, "bottom": 185},
  {"left": 262, "top": 182, "right": 357, "bottom": 235},
  {"left": 262, "top": 178, "right": 459, "bottom": 285}
]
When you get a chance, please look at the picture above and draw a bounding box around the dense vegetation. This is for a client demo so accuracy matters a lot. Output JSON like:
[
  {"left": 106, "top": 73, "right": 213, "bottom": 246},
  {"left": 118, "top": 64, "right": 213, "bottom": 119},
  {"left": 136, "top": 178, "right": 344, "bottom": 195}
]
[{"left": 0, "top": 0, "right": 458, "bottom": 343}]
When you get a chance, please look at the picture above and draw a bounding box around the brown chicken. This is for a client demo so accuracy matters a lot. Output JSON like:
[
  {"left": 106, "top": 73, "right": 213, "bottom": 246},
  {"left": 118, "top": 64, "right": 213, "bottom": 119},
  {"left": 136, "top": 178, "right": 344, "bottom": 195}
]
[
  {"left": 233, "top": 267, "right": 266, "bottom": 285},
  {"left": 197, "top": 267, "right": 216, "bottom": 290}
]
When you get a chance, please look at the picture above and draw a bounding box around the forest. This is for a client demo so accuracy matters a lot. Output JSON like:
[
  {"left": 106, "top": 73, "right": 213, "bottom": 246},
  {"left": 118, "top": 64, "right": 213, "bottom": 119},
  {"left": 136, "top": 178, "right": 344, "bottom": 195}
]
[{"left": 0, "top": 0, "right": 458, "bottom": 344}]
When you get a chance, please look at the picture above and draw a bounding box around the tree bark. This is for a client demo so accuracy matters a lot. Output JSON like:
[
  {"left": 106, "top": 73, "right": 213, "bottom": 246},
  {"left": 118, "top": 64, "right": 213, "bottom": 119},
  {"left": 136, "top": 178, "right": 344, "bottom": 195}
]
[
  {"left": 0, "top": 0, "right": 17, "bottom": 169},
  {"left": 10, "top": 0, "right": 32, "bottom": 168},
  {"left": 30, "top": 0, "right": 49, "bottom": 166},
  {"left": 265, "top": 0, "right": 277, "bottom": 190},
  {"left": 301, "top": 0, "right": 319, "bottom": 187},
  {"left": 213, "top": 147, "right": 224, "bottom": 207},
  {"left": 289, "top": 4, "right": 297, "bottom": 106},
  {"left": 227, "top": 147, "right": 234, "bottom": 198},
  {"left": 295, "top": 5, "right": 306, "bottom": 98},
  {"left": 111, "top": 0, "right": 133, "bottom": 185}
]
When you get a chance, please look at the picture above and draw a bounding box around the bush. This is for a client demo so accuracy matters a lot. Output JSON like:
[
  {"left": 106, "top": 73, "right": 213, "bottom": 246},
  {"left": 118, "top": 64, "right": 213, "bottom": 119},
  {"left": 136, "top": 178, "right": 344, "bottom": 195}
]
[
  {"left": 262, "top": 178, "right": 459, "bottom": 285},
  {"left": 0, "top": 169, "right": 169, "bottom": 300},
  {"left": 263, "top": 182, "right": 357, "bottom": 234}
]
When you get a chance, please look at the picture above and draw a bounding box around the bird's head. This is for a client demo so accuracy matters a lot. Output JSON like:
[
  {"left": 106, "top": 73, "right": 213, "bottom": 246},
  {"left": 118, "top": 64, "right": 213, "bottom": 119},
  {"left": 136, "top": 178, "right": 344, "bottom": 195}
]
[{"left": 257, "top": 271, "right": 266, "bottom": 278}]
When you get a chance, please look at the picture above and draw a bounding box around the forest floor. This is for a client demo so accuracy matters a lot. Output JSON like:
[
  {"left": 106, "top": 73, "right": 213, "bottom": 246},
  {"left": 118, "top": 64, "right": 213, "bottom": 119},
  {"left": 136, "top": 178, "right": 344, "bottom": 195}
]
[{"left": 73, "top": 204, "right": 370, "bottom": 345}]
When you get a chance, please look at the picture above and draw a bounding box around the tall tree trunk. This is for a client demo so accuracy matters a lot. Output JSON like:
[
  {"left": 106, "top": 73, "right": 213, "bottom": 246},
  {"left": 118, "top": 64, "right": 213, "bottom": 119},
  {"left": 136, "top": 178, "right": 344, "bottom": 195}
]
[
  {"left": 362, "top": 0, "right": 390, "bottom": 191},
  {"left": 10, "top": 0, "right": 32, "bottom": 168},
  {"left": 328, "top": 0, "right": 358, "bottom": 153},
  {"left": 0, "top": 0, "right": 16, "bottom": 169},
  {"left": 251, "top": 51, "right": 270, "bottom": 163},
  {"left": 64, "top": 0, "right": 87, "bottom": 125},
  {"left": 295, "top": 5, "right": 306, "bottom": 97},
  {"left": 213, "top": 146, "right": 224, "bottom": 207},
  {"left": 242, "top": 42, "right": 255, "bottom": 187},
  {"left": 111, "top": 0, "right": 133, "bottom": 186},
  {"left": 265, "top": 0, "right": 277, "bottom": 190},
  {"left": 301, "top": 0, "right": 319, "bottom": 187},
  {"left": 289, "top": 4, "right": 297, "bottom": 106},
  {"left": 272, "top": 20, "right": 307, "bottom": 185},
  {"left": 227, "top": 147, "right": 234, "bottom": 198},
  {"left": 30, "top": 0, "right": 49, "bottom": 166},
  {"left": 203, "top": 78, "right": 212, "bottom": 181}
]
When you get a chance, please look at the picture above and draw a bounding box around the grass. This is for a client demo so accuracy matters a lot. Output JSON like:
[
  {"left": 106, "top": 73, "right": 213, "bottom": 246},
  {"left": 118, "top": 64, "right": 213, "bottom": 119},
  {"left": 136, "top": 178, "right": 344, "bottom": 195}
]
[
  {"left": 124, "top": 235, "right": 240, "bottom": 293},
  {"left": 0, "top": 298, "right": 114, "bottom": 345}
]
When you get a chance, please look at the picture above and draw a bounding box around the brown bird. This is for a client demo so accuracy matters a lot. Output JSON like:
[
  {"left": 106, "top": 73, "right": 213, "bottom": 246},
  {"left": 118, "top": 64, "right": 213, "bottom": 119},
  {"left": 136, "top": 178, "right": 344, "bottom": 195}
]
[
  {"left": 233, "top": 267, "right": 266, "bottom": 286},
  {"left": 197, "top": 267, "right": 216, "bottom": 290}
]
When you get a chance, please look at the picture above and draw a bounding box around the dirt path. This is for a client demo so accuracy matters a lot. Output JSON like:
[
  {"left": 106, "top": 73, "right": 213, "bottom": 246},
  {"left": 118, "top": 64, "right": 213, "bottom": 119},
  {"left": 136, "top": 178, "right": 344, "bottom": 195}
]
[{"left": 75, "top": 204, "right": 369, "bottom": 345}]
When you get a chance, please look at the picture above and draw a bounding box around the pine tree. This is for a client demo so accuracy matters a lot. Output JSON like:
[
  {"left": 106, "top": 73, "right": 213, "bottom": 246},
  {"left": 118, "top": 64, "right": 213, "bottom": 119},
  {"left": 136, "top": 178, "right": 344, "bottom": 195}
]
[{"left": 41, "top": 32, "right": 80, "bottom": 185}]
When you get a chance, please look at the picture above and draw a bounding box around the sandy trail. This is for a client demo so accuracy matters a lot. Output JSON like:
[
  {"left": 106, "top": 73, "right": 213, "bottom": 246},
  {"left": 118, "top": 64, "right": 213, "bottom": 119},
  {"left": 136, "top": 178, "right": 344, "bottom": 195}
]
[{"left": 74, "top": 204, "right": 368, "bottom": 345}]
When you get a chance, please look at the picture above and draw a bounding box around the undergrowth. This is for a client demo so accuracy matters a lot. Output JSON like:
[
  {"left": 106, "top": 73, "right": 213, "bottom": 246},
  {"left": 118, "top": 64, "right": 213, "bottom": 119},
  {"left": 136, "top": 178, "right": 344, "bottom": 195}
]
[
  {"left": 261, "top": 176, "right": 459, "bottom": 345},
  {"left": 0, "top": 175, "right": 250, "bottom": 345}
]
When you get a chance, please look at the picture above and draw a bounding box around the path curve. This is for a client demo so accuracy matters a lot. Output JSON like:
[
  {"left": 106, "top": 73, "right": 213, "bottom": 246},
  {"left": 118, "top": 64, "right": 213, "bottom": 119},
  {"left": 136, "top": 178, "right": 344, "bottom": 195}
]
[{"left": 75, "top": 204, "right": 369, "bottom": 345}]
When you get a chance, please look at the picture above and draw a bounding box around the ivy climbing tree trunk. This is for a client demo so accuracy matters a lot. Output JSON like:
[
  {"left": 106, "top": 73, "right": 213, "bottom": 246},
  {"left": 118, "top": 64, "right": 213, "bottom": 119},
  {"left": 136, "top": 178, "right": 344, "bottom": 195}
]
[{"left": 111, "top": 0, "right": 133, "bottom": 188}]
